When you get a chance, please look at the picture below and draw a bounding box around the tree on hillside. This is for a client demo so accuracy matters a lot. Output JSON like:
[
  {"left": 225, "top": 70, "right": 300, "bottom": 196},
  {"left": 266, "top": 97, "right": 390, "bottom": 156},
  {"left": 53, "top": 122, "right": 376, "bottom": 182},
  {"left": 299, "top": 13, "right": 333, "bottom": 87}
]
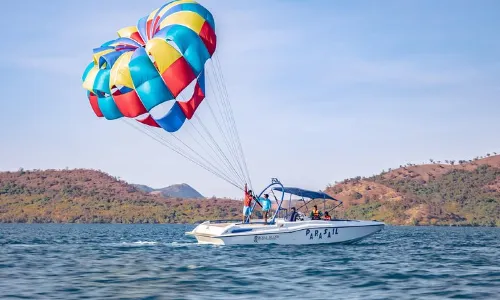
[
  {"left": 352, "top": 192, "right": 363, "bottom": 200},
  {"left": 429, "top": 159, "right": 434, "bottom": 164}
]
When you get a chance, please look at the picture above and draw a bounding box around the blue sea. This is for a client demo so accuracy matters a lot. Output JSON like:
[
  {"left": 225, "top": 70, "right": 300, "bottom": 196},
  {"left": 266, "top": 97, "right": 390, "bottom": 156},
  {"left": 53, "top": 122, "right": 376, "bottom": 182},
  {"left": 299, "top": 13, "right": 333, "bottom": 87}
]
[{"left": 0, "top": 224, "right": 499, "bottom": 299}]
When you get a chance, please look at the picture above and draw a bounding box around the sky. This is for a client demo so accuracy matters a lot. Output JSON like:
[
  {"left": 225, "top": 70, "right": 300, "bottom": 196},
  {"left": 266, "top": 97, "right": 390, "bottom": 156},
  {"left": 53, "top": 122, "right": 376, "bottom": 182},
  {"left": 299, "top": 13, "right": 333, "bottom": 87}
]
[{"left": 0, "top": 0, "right": 499, "bottom": 198}]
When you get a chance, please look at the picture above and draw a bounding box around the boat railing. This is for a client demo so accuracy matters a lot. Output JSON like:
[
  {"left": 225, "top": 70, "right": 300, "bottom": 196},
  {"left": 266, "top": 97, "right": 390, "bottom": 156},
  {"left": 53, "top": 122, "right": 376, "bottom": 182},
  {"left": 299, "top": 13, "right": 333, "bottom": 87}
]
[{"left": 276, "top": 208, "right": 288, "bottom": 219}]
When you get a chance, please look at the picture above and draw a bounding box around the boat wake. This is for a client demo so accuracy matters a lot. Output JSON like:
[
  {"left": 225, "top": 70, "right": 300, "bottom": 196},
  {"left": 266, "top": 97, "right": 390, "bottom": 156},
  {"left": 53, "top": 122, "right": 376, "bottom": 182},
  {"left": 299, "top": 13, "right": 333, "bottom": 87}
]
[
  {"left": 107, "top": 241, "right": 159, "bottom": 247},
  {"left": 169, "top": 241, "right": 200, "bottom": 247},
  {"left": 104, "top": 241, "right": 206, "bottom": 248}
]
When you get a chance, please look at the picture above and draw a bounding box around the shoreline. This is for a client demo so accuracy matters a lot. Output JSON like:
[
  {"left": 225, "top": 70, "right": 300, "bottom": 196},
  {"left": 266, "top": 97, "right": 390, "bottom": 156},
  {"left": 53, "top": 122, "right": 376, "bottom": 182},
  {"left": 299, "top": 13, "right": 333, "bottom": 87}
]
[{"left": 1, "top": 222, "right": 498, "bottom": 228}]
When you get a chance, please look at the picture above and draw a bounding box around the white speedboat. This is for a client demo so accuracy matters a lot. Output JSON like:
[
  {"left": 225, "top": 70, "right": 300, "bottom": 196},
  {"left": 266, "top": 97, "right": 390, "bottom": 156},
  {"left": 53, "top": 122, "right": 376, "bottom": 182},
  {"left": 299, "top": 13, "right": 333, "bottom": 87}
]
[{"left": 186, "top": 179, "right": 384, "bottom": 245}]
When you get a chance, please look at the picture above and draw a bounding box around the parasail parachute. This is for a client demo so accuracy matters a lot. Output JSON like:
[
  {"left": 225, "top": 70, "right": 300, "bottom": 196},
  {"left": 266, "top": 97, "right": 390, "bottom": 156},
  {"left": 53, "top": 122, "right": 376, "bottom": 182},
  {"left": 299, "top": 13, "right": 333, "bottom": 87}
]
[{"left": 81, "top": 0, "right": 251, "bottom": 191}]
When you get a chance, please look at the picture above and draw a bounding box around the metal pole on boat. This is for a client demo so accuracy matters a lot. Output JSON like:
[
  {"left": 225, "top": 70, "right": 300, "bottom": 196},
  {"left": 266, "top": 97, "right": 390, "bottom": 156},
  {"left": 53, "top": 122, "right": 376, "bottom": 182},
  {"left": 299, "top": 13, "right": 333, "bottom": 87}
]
[
  {"left": 323, "top": 193, "right": 326, "bottom": 213},
  {"left": 265, "top": 178, "right": 285, "bottom": 224},
  {"left": 248, "top": 178, "right": 283, "bottom": 224},
  {"left": 288, "top": 193, "right": 292, "bottom": 219},
  {"left": 270, "top": 191, "right": 285, "bottom": 224}
]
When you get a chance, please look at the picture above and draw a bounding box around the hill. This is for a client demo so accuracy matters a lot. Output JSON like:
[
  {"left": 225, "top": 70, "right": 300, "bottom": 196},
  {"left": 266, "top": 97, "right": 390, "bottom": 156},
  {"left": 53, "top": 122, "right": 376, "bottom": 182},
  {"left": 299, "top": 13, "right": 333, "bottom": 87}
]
[
  {"left": 132, "top": 184, "right": 154, "bottom": 193},
  {"left": 326, "top": 155, "right": 500, "bottom": 227},
  {"left": 133, "top": 183, "right": 204, "bottom": 199},
  {"left": 0, "top": 153, "right": 499, "bottom": 226},
  {"left": 0, "top": 169, "right": 239, "bottom": 224}
]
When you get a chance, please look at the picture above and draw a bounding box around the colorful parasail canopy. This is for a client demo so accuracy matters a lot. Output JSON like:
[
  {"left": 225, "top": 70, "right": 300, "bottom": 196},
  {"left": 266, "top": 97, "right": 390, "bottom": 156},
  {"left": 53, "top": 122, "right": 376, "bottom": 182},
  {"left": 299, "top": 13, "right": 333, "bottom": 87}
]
[
  {"left": 81, "top": 0, "right": 252, "bottom": 191},
  {"left": 81, "top": 0, "right": 217, "bottom": 133}
]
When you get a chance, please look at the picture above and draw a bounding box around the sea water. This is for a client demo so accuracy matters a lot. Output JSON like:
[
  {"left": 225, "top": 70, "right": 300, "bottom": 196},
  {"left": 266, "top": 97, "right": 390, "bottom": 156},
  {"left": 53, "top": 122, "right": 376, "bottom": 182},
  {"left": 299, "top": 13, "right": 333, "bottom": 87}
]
[{"left": 0, "top": 224, "right": 499, "bottom": 299}]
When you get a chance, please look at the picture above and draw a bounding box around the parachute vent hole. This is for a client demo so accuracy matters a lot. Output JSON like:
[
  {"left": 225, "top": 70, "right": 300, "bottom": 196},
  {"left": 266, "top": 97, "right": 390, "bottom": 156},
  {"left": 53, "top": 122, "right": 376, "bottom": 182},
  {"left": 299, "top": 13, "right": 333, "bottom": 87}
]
[
  {"left": 148, "top": 53, "right": 159, "bottom": 70},
  {"left": 148, "top": 54, "right": 156, "bottom": 63},
  {"left": 177, "top": 78, "right": 198, "bottom": 100},
  {"left": 150, "top": 100, "right": 176, "bottom": 119},
  {"left": 166, "top": 40, "right": 182, "bottom": 54},
  {"left": 149, "top": 99, "right": 177, "bottom": 119},
  {"left": 110, "top": 86, "right": 119, "bottom": 95},
  {"left": 135, "top": 113, "right": 149, "bottom": 122}
]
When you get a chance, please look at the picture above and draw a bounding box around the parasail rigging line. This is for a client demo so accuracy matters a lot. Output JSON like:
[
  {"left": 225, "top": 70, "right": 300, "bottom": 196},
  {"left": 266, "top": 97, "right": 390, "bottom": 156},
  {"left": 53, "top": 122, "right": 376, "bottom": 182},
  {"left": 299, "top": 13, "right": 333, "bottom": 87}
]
[
  {"left": 139, "top": 121, "right": 243, "bottom": 189},
  {"left": 121, "top": 118, "right": 243, "bottom": 190},
  {"left": 124, "top": 119, "right": 241, "bottom": 189},
  {"left": 193, "top": 81, "right": 249, "bottom": 186},
  {"left": 184, "top": 121, "right": 246, "bottom": 186},
  {"left": 191, "top": 113, "right": 246, "bottom": 186},
  {"left": 161, "top": 70, "right": 249, "bottom": 188},
  {"left": 211, "top": 54, "right": 253, "bottom": 190},
  {"left": 204, "top": 60, "right": 252, "bottom": 189}
]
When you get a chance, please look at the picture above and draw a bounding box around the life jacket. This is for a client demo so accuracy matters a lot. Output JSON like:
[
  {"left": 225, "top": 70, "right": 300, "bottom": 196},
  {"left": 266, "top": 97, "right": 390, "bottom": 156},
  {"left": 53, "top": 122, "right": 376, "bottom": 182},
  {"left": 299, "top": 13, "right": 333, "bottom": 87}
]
[
  {"left": 324, "top": 215, "right": 331, "bottom": 220},
  {"left": 244, "top": 192, "right": 252, "bottom": 206},
  {"left": 312, "top": 209, "right": 320, "bottom": 219}
]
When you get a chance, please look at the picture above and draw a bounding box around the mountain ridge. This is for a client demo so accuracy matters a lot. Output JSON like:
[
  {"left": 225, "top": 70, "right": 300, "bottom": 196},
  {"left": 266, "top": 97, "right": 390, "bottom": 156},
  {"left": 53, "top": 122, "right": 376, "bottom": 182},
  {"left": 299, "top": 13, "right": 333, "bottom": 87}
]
[
  {"left": 133, "top": 183, "right": 204, "bottom": 199},
  {"left": 325, "top": 155, "right": 500, "bottom": 227},
  {"left": 0, "top": 153, "right": 498, "bottom": 226},
  {"left": 0, "top": 168, "right": 239, "bottom": 223}
]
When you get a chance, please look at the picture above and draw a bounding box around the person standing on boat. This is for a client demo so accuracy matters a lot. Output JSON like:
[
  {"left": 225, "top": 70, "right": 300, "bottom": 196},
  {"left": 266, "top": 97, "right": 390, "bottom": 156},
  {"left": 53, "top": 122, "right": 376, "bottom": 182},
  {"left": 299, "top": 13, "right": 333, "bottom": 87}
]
[
  {"left": 260, "top": 194, "right": 272, "bottom": 224},
  {"left": 310, "top": 205, "right": 322, "bottom": 220},
  {"left": 243, "top": 183, "right": 253, "bottom": 223}
]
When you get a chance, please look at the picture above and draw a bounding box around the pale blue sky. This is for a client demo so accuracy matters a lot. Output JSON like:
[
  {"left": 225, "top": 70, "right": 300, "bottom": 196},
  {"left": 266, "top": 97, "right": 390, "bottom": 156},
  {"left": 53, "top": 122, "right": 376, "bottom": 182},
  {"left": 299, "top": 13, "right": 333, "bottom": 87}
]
[{"left": 1, "top": 0, "right": 499, "bottom": 198}]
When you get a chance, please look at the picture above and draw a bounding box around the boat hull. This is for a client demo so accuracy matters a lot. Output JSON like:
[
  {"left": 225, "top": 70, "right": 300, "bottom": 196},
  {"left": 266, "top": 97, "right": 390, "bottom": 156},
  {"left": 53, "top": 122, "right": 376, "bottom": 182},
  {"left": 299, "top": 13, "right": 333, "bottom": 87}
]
[{"left": 187, "top": 220, "right": 384, "bottom": 246}]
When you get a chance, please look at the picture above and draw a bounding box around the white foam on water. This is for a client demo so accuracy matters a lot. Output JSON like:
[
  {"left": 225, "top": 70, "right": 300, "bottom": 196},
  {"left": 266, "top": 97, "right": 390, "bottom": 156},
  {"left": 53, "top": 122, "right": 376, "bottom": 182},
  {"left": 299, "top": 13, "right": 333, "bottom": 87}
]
[
  {"left": 104, "top": 241, "right": 160, "bottom": 247},
  {"left": 6, "top": 244, "right": 46, "bottom": 248},
  {"left": 128, "top": 241, "right": 158, "bottom": 246},
  {"left": 168, "top": 241, "right": 199, "bottom": 247}
]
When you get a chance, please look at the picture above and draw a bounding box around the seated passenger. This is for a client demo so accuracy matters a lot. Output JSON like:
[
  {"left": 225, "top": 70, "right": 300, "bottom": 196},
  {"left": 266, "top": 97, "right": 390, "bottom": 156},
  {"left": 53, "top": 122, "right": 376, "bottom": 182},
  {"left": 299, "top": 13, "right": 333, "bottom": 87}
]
[
  {"left": 324, "top": 211, "right": 331, "bottom": 221},
  {"left": 288, "top": 207, "right": 298, "bottom": 222},
  {"left": 310, "top": 205, "right": 322, "bottom": 220}
]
